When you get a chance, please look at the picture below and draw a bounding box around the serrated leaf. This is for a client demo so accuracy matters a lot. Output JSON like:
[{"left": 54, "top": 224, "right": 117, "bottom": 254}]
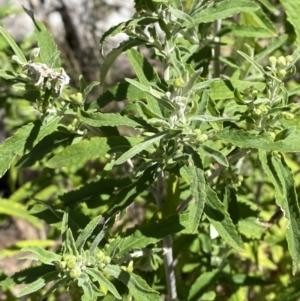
[
  {"left": 87, "top": 268, "right": 121, "bottom": 299},
  {"left": 23, "top": 7, "right": 60, "bottom": 67},
  {"left": 255, "top": 34, "right": 288, "bottom": 61},
  {"left": 227, "top": 24, "right": 275, "bottom": 38},
  {"left": 20, "top": 246, "right": 61, "bottom": 265},
  {"left": 259, "top": 151, "right": 300, "bottom": 274},
  {"left": 78, "top": 110, "right": 142, "bottom": 128},
  {"left": 76, "top": 215, "right": 102, "bottom": 251},
  {"left": 104, "top": 164, "right": 159, "bottom": 217},
  {"left": 188, "top": 269, "right": 220, "bottom": 301},
  {"left": 209, "top": 80, "right": 265, "bottom": 100},
  {"left": 100, "top": 39, "right": 144, "bottom": 86},
  {"left": 0, "top": 26, "right": 27, "bottom": 64},
  {"left": 199, "top": 145, "right": 229, "bottom": 167},
  {"left": 0, "top": 199, "right": 42, "bottom": 228},
  {"left": 17, "top": 271, "right": 59, "bottom": 297},
  {"left": 47, "top": 136, "right": 142, "bottom": 168},
  {"left": 116, "top": 213, "right": 189, "bottom": 258},
  {"left": 279, "top": 0, "right": 300, "bottom": 46},
  {"left": 114, "top": 132, "right": 166, "bottom": 165},
  {"left": 187, "top": 0, "right": 259, "bottom": 28},
  {"left": 184, "top": 160, "right": 206, "bottom": 233},
  {"left": 0, "top": 117, "right": 61, "bottom": 177},
  {"left": 204, "top": 186, "right": 244, "bottom": 251},
  {"left": 103, "top": 265, "right": 161, "bottom": 301},
  {"left": 216, "top": 128, "right": 300, "bottom": 152},
  {"left": 0, "top": 264, "right": 55, "bottom": 287}
]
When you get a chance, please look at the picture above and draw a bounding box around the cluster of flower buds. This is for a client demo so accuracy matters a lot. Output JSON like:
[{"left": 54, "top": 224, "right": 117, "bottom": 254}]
[{"left": 268, "top": 55, "right": 293, "bottom": 80}]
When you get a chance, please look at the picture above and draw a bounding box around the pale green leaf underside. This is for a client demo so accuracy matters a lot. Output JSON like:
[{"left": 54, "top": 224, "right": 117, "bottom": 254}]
[{"left": 20, "top": 246, "right": 61, "bottom": 265}]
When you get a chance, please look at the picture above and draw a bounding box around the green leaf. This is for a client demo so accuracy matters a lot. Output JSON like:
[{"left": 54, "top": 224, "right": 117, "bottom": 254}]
[
  {"left": 188, "top": 270, "right": 220, "bottom": 301},
  {"left": 125, "top": 79, "right": 170, "bottom": 108},
  {"left": 83, "top": 81, "right": 100, "bottom": 100},
  {"left": 204, "top": 186, "right": 244, "bottom": 251},
  {"left": 209, "top": 80, "right": 265, "bottom": 100},
  {"left": 126, "top": 48, "right": 162, "bottom": 116},
  {"left": 274, "top": 127, "right": 296, "bottom": 142},
  {"left": 255, "top": 34, "right": 288, "bottom": 61},
  {"left": 0, "top": 264, "right": 55, "bottom": 287},
  {"left": 100, "top": 39, "right": 144, "bottom": 86},
  {"left": 226, "top": 24, "right": 275, "bottom": 38},
  {"left": 66, "top": 228, "right": 79, "bottom": 256},
  {"left": 17, "top": 271, "right": 59, "bottom": 297},
  {"left": 0, "top": 26, "right": 27, "bottom": 64},
  {"left": 104, "top": 164, "right": 159, "bottom": 217},
  {"left": 0, "top": 199, "right": 42, "bottom": 228},
  {"left": 104, "top": 265, "right": 161, "bottom": 301},
  {"left": 87, "top": 268, "right": 121, "bottom": 299},
  {"left": 259, "top": 151, "right": 300, "bottom": 274},
  {"left": 279, "top": 0, "right": 300, "bottom": 46},
  {"left": 0, "top": 117, "right": 61, "bottom": 177},
  {"left": 273, "top": 274, "right": 300, "bottom": 301},
  {"left": 23, "top": 7, "right": 60, "bottom": 67},
  {"left": 237, "top": 51, "right": 266, "bottom": 75},
  {"left": 78, "top": 110, "right": 142, "bottom": 128},
  {"left": 216, "top": 128, "right": 300, "bottom": 152},
  {"left": 184, "top": 159, "right": 206, "bottom": 233},
  {"left": 40, "top": 276, "right": 69, "bottom": 301},
  {"left": 115, "top": 213, "right": 189, "bottom": 258},
  {"left": 199, "top": 145, "right": 229, "bottom": 167},
  {"left": 114, "top": 132, "right": 167, "bottom": 165},
  {"left": 76, "top": 215, "right": 103, "bottom": 251},
  {"left": 20, "top": 246, "right": 61, "bottom": 265},
  {"left": 47, "top": 136, "right": 142, "bottom": 168},
  {"left": 187, "top": 0, "right": 259, "bottom": 28},
  {"left": 77, "top": 273, "right": 93, "bottom": 301},
  {"left": 16, "top": 132, "right": 76, "bottom": 168},
  {"left": 61, "top": 209, "right": 69, "bottom": 254}
]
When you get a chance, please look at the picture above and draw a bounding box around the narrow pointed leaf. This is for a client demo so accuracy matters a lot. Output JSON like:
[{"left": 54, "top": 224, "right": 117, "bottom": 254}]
[
  {"left": 0, "top": 199, "right": 42, "bottom": 228},
  {"left": 104, "top": 265, "right": 161, "bottom": 301},
  {"left": 204, "top": 186, "right": 244, "bottom": 251},
  {"left": 199, "top": 145, "right": 229, "bottom": 167},
  {"left": 87, "top": 268, "right": 121, "bottom": 299},
  {"left": 114, "top": 132, "right": 166, "bottom": 165},
  {"left": 187, "top": 0, "right": 259, "bottom": 28},
  {"left": 20, "top": 246, "right": 61, "bottom": 265},
  {"left": 17, "top": 271, "right": 59, "bottom": 297},
  {"left": 0, "top": 117, "right": 61, "bottom": 177},
  {"left": 259, "top": 151, "right": 300, "bottom": 274},
  {"left": 76, "top": 215, "right": 103, "bottom": 251},
  {"left": 0, "top": 26, "right": 26, "bottom": 63},
  {"left": 78, "top": 110, "right": 142, "bottom": 128}
]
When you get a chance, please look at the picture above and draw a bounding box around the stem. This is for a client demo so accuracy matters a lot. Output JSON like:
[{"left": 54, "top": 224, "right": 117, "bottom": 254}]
[
  {"left": 212, "top": 19, "right": 221, "bottom": 78},
  {"left": 156, "top": 171, "right": 178, "bottom": 301}
]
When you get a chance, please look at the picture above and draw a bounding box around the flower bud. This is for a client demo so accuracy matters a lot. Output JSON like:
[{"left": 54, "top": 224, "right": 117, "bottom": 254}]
[
  {"left": 282, "top": 112, "right": 294, "bottom": 120},
  {"left": 69, "top": 268, "right": 81, "bottom": 279},
  {"left": 277, "top": 56, "right": 286, "bottom": 68},
  {"left": 277, "top": 69, "right": 286, "bottom": 79},
  {"left": 174, "top": 78, "right": 185, "bottom": 88},
  {"left": 269, "top": 56, "right": 277, "bottom": 67}
]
